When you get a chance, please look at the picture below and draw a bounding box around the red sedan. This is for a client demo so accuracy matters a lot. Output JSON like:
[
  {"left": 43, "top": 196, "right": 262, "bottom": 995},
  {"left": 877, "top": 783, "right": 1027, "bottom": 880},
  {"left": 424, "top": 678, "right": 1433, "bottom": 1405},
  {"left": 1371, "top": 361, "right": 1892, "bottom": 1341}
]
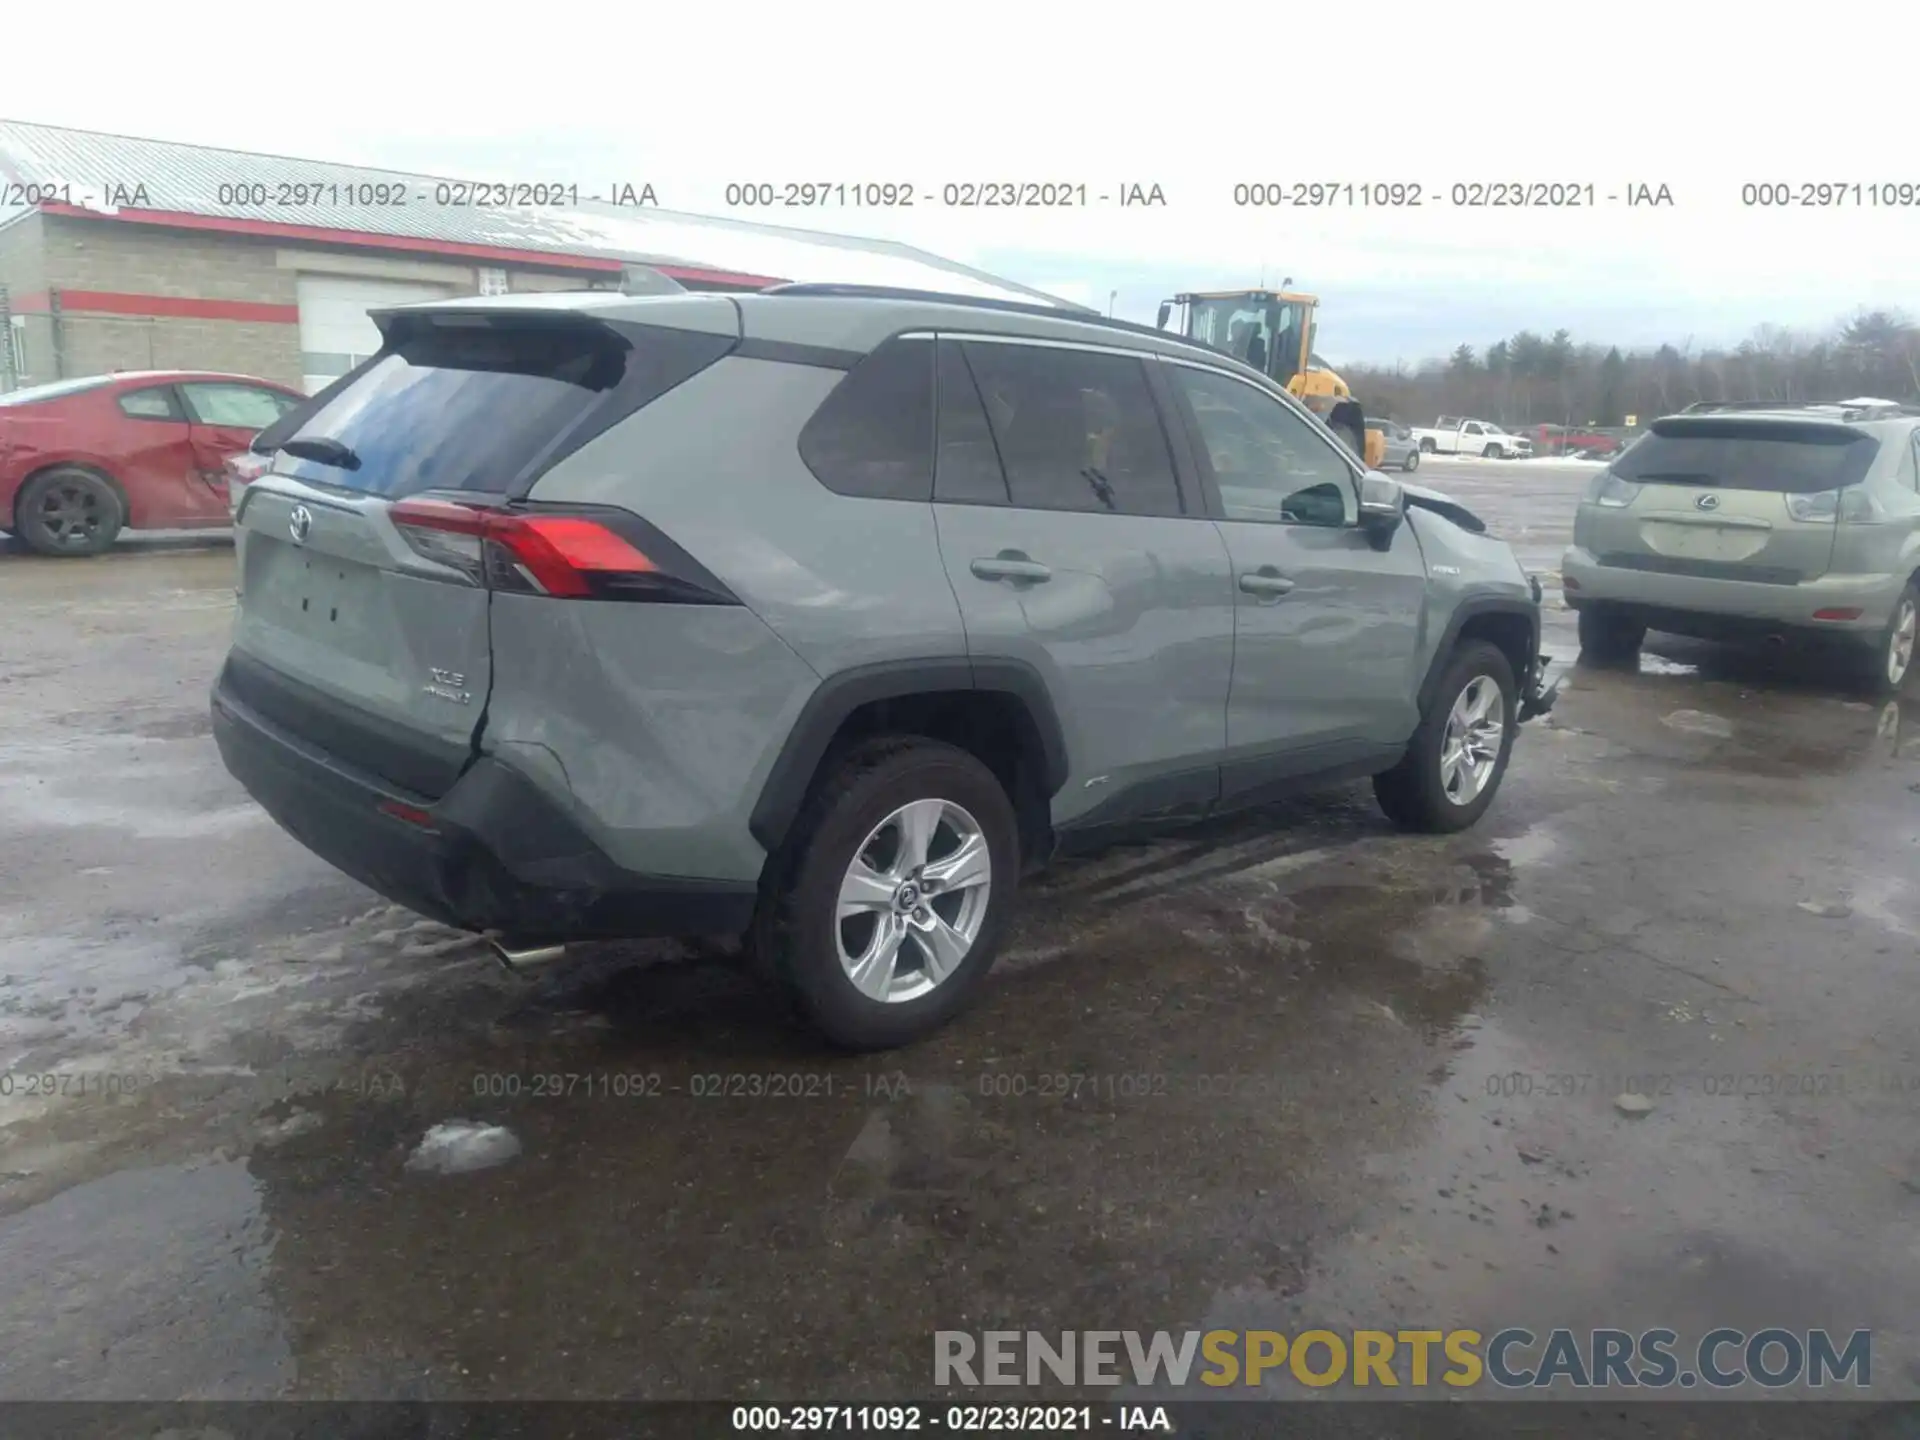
[{"left": 0, "top": 370, "right": 306, "bottom": 556}]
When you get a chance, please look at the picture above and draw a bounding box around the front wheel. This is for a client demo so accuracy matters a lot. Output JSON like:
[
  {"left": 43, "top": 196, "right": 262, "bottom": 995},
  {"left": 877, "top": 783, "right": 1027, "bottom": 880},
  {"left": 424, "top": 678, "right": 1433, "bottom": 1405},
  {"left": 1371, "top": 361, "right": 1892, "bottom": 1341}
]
[
  {"left": 754, "top": 737, "right": 1020, "bottom": 1050},
  {"left": 1482, "top": 443, "right": 1502, "bottom": 459},
  {"left": 1375, "top": 641, "right": 1518, "bottom": 833},
  {"left": 1403, "top": 448, "right": 1420, "bottom": 473}
]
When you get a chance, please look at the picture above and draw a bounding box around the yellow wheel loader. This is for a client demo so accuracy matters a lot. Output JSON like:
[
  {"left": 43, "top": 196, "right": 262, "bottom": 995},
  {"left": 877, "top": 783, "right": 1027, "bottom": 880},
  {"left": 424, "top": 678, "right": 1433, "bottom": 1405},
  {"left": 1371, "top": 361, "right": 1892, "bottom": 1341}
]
[{"left": 1156, "top": 288, "right": 1385, "bottom": 470}]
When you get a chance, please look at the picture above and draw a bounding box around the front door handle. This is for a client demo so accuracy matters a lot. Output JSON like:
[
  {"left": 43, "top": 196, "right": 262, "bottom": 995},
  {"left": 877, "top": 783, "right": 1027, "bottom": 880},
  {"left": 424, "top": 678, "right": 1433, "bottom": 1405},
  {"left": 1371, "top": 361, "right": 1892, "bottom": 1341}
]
[
  {"left": 971, "top": 552, "right": 1052, "bottom": 584},
  {"left": 1238, "top": 568, "right": 1295, "bottom": 598}
]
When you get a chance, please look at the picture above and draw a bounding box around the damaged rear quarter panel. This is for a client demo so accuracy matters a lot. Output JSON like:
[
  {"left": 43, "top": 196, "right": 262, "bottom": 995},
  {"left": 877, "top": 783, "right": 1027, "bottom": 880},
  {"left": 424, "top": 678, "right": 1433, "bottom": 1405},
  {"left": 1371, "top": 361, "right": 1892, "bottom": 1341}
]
[{"left": 481, "top": 595, "right": 821, "bottom": 886}]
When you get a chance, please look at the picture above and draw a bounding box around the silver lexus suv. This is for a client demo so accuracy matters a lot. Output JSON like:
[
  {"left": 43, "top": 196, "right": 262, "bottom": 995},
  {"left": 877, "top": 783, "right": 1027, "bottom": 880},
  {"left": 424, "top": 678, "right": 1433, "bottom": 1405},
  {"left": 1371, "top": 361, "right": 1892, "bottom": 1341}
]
[
  {"left": 1563, "top": 400, "right": 1920, "bottom": 692},
  {"left": 212, "top": 282, "right": 1556, "bottom": 1049}
]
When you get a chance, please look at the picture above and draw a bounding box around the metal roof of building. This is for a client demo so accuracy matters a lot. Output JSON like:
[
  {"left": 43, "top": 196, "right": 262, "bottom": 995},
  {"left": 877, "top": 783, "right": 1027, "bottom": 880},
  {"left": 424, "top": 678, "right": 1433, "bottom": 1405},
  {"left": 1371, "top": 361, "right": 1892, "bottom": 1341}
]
[{"left": 0, "top": 120, "right": 1077, "bottom": 308}]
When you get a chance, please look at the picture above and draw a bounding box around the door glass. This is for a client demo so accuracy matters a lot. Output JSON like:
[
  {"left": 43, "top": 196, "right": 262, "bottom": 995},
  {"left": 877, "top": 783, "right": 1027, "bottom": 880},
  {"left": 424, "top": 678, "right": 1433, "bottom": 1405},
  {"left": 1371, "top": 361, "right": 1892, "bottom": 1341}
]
[
  {"left": 935, "top": 340, "right": 1011, "bottom": 504},
  {"left": 1906, "top": 432, "right": 1920, "bottom": 491},
  {"left": 117, "top": 387, "right": 181, "bottom": 421},
  {"left": 1173, "top": 366, "right": 1356, "bottom": 527},
  {"left": 961, "top": 342, "right": 1182, "bottom": 517},
  {"left": 181, "top": 382, "right": 294, "bottom": 429}
]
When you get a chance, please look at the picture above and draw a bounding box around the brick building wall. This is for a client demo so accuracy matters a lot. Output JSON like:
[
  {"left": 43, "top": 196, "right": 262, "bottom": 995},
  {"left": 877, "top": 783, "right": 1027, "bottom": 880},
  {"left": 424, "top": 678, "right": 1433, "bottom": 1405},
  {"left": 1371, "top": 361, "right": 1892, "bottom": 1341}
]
[
  {"left": 0, "top": 212, "right": 614, "bottom": 392},
  {"left": 0, "top": 212, "right": 51, "bottom": 388}
]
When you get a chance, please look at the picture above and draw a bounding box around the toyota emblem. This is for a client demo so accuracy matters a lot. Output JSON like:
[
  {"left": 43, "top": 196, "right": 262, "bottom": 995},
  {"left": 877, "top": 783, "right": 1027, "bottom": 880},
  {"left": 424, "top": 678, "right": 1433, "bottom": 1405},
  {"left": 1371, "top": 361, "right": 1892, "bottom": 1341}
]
[
  {"left": 1694, "top": 493, "right": 1721, "bottom": 511},
  {"left": 288, "top": 505, "right": 313, "bottom": 543}
]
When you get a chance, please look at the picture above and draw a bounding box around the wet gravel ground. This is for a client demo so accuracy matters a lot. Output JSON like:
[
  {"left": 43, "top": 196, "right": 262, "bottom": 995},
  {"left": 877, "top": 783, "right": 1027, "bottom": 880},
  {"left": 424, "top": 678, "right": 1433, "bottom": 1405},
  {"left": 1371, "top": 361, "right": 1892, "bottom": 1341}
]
[{"left": 4, "top": 459, "right": 1920, "bottom": 1414}]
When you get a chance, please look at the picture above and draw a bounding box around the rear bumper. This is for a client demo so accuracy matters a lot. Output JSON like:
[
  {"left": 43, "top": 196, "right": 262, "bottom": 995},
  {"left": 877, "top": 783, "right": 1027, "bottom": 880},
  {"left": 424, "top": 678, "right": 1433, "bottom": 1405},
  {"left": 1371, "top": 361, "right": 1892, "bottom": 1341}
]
[
  {"left": 1561, "top": 547, "right": 1893, "bottom": 636},
  {"left": 211, "top": 665, "right": 756, "bottom": 942}
]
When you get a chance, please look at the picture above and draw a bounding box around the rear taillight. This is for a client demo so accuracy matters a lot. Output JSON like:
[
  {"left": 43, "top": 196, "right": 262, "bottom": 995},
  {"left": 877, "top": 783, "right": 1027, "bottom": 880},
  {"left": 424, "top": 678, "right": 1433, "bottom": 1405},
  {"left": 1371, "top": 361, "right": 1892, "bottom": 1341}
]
[
  {"left": 1585, "top": 471, "right": 1641, "bottom": 508},
  {"left": 387, "top": 498, "right": 737, "bottom": 604},
  {"left": 226, "top": 451, "right": 273, "bottom": 516}
]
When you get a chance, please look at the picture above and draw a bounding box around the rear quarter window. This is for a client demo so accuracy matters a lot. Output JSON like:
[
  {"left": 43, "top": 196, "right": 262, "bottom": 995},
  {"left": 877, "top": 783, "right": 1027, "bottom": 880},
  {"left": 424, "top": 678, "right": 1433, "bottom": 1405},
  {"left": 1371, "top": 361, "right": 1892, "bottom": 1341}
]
[{"left": 797, "top": 337, "right": 935, "bottom": 502}]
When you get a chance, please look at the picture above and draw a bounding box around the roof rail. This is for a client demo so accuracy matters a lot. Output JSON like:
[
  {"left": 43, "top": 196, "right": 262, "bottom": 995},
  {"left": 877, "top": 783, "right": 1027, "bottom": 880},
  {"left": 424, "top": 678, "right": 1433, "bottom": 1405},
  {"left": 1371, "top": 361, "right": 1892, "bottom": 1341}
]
[{"left": 756, "top": 282, "right": 1237, "bottom": 362}]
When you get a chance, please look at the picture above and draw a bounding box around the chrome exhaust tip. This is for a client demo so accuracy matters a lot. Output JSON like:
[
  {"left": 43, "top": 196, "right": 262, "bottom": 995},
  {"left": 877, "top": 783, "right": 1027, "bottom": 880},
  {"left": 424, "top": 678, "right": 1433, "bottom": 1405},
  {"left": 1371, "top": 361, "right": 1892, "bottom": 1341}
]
[{"left": 487, "top": 936, "right": 569, "bottom": 972}]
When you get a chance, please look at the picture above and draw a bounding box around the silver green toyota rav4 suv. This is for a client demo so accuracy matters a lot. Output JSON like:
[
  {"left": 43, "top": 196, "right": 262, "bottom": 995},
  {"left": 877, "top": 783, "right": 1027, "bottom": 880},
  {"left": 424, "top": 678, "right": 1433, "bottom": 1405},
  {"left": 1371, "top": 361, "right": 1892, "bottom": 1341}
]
[
  {"left": 1563, "top": 399, "right": 1920, "bottom": 692},
  {"left": 211, "top": 283, "right": 1556, "bottom": 1049}
]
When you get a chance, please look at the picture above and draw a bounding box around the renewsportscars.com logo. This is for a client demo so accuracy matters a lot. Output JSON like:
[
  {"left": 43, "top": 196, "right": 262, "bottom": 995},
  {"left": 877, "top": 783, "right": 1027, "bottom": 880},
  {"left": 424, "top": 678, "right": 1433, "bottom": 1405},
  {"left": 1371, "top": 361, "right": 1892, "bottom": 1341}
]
[{"left": 934, "top": 1328, "right": 1872, "bottom": 1391}]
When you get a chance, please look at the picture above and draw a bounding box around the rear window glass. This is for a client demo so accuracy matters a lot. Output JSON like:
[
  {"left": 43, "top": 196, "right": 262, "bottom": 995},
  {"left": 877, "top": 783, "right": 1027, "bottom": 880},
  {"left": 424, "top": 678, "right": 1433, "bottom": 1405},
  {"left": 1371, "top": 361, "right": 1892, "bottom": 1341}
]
[
  {"left": 1617, "top": 423, "right": 1882, "bottom": 492},
  {"left": 275, "top": 317, "right": 728, "bottom": 497}
]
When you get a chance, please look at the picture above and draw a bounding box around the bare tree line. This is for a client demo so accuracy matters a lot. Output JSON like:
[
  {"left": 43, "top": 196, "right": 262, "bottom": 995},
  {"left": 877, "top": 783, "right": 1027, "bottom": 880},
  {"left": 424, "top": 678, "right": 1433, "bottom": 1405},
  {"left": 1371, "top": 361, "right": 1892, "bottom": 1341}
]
[{"left": 1343, "top": 309, "right": 1920, "bottom": 430}]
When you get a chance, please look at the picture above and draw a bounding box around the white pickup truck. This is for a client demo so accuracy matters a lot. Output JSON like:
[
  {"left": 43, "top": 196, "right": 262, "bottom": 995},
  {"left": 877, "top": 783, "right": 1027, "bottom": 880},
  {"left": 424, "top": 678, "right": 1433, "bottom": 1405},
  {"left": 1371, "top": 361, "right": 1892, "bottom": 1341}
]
[{"left": 1409, "top": 416, "right": 1533, "bottom": 459}]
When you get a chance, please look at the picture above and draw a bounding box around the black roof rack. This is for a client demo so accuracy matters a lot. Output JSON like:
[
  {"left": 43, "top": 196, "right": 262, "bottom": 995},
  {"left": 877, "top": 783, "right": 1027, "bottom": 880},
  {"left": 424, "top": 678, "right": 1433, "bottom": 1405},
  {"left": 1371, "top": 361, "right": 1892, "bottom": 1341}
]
[{"left": 755, "top": 282, "right": 1238, "bottom": 364}]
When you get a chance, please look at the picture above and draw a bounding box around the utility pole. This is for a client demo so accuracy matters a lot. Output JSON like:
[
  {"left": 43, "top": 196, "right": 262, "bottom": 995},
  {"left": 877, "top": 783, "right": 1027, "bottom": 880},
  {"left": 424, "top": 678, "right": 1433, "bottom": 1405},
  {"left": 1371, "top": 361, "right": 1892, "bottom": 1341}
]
[{"left": 1108, "top": 290, "right": 1117, "bottom": 318}]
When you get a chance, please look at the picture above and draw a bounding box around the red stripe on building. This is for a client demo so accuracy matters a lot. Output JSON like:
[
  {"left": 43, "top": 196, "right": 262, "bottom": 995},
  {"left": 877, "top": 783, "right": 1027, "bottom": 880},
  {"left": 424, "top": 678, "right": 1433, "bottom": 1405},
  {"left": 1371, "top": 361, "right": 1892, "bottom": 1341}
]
[
  {"left": 7, "top": 291, "right": 51, "bottom": 314},
  {"left": 34, "top": 204, "right": 785, "bottom": 287},
  {"left": 53, "top": 290, "right": 301, "bottom": 323}
]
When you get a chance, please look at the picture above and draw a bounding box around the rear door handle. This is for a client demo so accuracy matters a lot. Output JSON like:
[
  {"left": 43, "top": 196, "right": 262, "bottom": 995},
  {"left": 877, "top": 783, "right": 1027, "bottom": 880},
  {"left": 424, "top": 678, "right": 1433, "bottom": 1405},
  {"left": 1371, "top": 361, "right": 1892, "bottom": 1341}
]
[
  {"left": 1238, "top": 568, "right": 1295, "bottom": 598},
  {"left": 971, "top": 553, "right": 1052, "bottom": 584}
]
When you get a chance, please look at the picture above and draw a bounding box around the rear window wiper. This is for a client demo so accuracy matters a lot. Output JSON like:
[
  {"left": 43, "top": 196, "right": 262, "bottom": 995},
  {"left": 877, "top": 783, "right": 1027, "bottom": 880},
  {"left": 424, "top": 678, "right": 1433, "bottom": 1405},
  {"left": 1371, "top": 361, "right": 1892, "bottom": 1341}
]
[{"left": 281, "top": 437, "right": 363, "bottom": 472}]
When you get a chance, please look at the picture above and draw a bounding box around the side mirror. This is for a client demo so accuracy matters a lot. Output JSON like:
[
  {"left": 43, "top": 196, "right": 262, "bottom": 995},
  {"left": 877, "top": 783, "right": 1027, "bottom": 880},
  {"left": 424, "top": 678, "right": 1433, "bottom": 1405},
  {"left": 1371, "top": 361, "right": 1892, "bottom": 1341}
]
[
  {"left": 1155, "top": 301, "right": 1172, "bottom": 330},
  {"left": 1357, "top": 472, "right": 1405, "bottom": 550}
]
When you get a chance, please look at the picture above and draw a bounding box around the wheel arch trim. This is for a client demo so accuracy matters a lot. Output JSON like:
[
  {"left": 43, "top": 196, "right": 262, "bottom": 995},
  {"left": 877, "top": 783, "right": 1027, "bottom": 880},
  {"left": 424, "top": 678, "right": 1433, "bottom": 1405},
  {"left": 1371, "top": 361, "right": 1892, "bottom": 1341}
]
[
  {"left": 748, "top": 656, "right": 1071, "bottom": 854},
  {"left": 1417, "top": 597, "right": 1541, "bottom": 715}
]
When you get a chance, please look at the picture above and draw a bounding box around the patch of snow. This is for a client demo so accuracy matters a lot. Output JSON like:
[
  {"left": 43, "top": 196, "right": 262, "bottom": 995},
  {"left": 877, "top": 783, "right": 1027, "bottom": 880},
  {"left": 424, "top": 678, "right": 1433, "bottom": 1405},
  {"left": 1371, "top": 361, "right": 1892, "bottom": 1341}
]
[
  {"left": 1661, "top": 709, "right": 1734, "bottom": 739},
  {"left": 405, "top": 1120, "right": 522, "bottom": 1175}
]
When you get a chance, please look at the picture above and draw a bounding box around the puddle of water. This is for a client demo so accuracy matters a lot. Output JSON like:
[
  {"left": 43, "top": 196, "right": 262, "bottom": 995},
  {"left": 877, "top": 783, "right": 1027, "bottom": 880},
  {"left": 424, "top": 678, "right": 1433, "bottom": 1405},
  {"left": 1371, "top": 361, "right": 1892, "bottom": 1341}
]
[
  {"left": 1492, "top": 828, "right": 1558, "bottom": 868},
  {"left": 0, "top": 1159, "right": 293, "bottom": 1398}
]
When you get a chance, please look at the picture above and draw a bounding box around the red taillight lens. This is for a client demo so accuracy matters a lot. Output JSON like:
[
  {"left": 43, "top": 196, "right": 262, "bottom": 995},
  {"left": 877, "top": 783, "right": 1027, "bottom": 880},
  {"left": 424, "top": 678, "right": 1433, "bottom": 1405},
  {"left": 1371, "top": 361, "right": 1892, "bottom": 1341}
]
[
  {"left": 388, "top": 498, "right": 732, "bottom": 605},
  {"left": 1812, "top": 607, "right": 1863, "bottom": 621},
  {"left": 488, "top": 514, "right": 658, "bottom": 598}
]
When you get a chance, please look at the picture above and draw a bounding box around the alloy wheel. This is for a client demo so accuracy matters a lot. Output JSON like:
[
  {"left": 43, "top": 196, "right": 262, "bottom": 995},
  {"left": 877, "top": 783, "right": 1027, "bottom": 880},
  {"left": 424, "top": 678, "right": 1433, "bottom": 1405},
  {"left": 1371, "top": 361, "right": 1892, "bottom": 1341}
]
[
  {"left": 1440, "top": 675, "right": 1505, "bottom": 805},
  {"left": 35, "top": 480, "right": 106, "bottom": 549},
  {"left": 834, "top": 797, "right": 993, "bottom": 1003},
  {"left": 1888, "top": 596, "right": 1916, "bottom": 687}
]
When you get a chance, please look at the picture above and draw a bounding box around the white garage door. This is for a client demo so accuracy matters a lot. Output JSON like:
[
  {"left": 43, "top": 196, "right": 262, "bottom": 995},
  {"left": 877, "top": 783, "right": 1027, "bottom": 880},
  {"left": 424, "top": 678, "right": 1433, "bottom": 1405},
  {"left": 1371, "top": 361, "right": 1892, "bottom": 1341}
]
[{"left": 296, "top": 275, "right": 454, "bottom": 394}]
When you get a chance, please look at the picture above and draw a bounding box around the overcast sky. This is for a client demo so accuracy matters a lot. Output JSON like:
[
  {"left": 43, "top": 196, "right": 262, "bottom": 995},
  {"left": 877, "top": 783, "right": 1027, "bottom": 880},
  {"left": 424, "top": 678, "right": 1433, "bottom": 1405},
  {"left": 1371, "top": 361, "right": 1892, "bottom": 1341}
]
[{"left": 7, "top": 0, "right": 1917, "bottom": 366}]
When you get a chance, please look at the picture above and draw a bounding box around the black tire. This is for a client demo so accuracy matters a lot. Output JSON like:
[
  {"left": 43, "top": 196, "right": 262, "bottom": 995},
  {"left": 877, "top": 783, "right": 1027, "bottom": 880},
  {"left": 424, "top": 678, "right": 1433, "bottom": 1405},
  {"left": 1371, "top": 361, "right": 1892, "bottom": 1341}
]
[
  {"left": 1852, "top": 582, "right": 1918, "bottom": 696},
  {"left": 1577, "top": 605, "right": 1647, "bottom": 663},
  {"left": 753, "top": 736, "right": 1020, "bottom": 1051},
  {"left": 1419, "top": 437, "right": 1437, "bottom": 454},
  {"left": 1482, "top": 443, "right": 1502, "bottom": 459},
  {"left": 1374, "top": 641, "right": 1518, "bottom": 834},
  {"left": 1403, "top": 448, "right": 1420, "bottom": 473},
  {"left": 15, "top": 466, "right": 124, "bottom": 556}
]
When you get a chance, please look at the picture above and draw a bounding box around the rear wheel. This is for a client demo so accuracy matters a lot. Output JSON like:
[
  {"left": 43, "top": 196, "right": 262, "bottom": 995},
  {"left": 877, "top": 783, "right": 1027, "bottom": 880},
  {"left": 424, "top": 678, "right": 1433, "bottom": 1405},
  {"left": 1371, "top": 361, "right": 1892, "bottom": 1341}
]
[
  {"left": 15, "top": 467, "right": 124, "bottom": 556},
  {"left": 1577, "top": 605, "right": 1646, "bottom": 663},
  {"left": 1419, "top": 438, "right": 1437, "bottom": 454},
  {"left": 1403, "top": 448, "right": 1420, "bottom": 473},
  {"left": 754, "top": 737, "right": 1020, "bottom": 1050},
  {"left": 1375, "top": 641, "right": 1518, "bottom": 834},
  {"left": 1857, "top": 584, "right": 1918, "bottom": 695}
]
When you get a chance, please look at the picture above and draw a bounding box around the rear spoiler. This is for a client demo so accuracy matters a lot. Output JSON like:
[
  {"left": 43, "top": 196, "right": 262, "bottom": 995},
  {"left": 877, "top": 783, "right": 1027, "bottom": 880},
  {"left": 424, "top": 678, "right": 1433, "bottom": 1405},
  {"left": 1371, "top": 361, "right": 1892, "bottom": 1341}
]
[{"left": 1649, "top": 415, "right": 1874, "bottom": 444}]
